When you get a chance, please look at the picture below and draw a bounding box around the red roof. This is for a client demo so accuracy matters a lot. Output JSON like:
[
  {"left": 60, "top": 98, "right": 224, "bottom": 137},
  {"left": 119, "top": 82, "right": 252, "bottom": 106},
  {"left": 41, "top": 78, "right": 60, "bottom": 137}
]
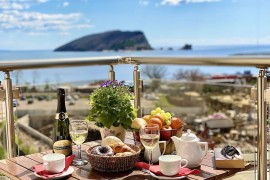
[{"left": 210, "top": 75, "right": 238, "bottom": 80}]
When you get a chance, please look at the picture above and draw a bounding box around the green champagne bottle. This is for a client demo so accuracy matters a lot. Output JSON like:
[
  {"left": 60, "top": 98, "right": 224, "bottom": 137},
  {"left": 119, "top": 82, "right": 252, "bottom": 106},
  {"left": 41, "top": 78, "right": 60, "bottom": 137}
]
[{"left": 52, "top": 88, "right": 72, "bottom": 156}]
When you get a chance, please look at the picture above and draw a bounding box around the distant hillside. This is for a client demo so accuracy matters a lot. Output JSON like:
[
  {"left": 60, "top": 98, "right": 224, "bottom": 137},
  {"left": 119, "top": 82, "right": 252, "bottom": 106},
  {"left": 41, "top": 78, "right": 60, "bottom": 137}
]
[{"left": 54, "top": 30, "right": 152, "bottom": 51}]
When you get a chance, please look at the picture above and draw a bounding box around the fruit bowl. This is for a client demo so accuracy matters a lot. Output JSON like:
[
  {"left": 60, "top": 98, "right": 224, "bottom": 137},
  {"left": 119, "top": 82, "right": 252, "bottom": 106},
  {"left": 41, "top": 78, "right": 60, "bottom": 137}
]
[
  {"left": 131, "top": 107, "right": 184, "bottom": 154},
  {"left": 132, "top": 127, "right": 183, "bottom": 154},
  {"left": 132, "top": 127, "right": 183, "bottom": 142}
]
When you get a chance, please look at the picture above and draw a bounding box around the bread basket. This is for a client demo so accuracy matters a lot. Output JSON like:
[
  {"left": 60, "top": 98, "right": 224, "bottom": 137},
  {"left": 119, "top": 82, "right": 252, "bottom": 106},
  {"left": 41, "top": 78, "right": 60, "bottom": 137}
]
[{"left": 86, "top": 144, "right": 141, "bottom": 172}]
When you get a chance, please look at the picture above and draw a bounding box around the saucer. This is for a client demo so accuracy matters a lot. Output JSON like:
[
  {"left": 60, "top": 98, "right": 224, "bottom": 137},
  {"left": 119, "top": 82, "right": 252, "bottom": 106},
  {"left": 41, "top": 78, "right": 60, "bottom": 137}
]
[
  {"left": 149, "top": 171, "right": 186, "bottom": 180},
  {"left": 34, "top": 166, "right": 74, "bottom": 180}
]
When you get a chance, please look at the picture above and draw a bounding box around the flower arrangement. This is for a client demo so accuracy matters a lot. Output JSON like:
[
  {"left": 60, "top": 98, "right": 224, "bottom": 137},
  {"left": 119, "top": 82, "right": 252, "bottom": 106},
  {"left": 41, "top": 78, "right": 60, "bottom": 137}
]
[{"left": 88, "top": 80, "right": 136, "bottom": 129}]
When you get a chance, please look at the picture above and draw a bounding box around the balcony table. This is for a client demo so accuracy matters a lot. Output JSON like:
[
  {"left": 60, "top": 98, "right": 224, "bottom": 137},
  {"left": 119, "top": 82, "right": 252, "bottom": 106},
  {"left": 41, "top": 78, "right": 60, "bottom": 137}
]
[{"left": 0, "top": 133, "right": 252, "bottom": 180}]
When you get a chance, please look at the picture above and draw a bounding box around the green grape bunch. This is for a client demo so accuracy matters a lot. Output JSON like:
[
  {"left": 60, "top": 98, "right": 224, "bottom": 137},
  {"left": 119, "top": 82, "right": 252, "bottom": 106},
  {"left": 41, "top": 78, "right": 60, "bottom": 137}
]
[{"left": 150, "top": 107, "right": 172, "bottom": 125}]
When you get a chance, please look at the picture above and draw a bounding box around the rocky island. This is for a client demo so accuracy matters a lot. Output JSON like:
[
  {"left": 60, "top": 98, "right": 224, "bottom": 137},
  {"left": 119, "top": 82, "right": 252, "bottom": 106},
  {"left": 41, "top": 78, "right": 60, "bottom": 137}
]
[
  {"left": 54, "top": 30, "right": 152, "bottom": 51},
  {"left": 181, "top": 44, "right": 192, "bottom": 50}
]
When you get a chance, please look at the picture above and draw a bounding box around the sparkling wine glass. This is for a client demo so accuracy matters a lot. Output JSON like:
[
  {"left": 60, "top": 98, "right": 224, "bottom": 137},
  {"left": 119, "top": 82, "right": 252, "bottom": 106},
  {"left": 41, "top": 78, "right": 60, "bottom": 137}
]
[
  {"left": 139, "top": 124, "right": 160, "bottom": 165},
  {"left": 69, "top": 120, "right": 88, "bottom": 166}
]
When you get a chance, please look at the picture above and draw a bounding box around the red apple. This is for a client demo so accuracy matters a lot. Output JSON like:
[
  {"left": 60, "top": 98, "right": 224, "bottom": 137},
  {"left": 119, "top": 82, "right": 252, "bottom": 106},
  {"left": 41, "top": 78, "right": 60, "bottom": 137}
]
[
  {"left": 160, "top": 125, "right": 173, "bottom": 141},
  {"left": 171, "top": 117, "right": 183, "bottom": 129}
]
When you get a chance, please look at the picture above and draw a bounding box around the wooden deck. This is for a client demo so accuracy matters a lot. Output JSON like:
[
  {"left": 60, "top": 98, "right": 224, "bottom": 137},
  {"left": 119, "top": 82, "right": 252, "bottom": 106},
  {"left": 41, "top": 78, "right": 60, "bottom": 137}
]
[{"left": 0, "top": 133, "right": 252, "bottom": 180}]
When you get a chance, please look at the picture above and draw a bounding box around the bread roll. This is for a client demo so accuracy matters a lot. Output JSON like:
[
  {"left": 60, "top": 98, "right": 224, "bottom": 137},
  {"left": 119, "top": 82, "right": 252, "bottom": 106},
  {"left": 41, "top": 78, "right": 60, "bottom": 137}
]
[
  {"left": 111, "top": 143, "right": 136, "bottom": 154},
  {"left": 101, "top": 136, "right": 124, "bottom": 146},
  {"left": 115, "top": 152, "right": 134, "bottom": 156}
]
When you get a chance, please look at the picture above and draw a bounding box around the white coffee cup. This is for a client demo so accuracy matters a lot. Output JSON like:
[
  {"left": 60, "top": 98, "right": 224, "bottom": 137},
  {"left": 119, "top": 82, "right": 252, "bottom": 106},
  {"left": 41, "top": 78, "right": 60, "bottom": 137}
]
[
  {"left": 159, "top": 155, "right": 188, "bottom": 176},
  {"left": 43, "top": 153, "right": 65, "bottom": 174}
]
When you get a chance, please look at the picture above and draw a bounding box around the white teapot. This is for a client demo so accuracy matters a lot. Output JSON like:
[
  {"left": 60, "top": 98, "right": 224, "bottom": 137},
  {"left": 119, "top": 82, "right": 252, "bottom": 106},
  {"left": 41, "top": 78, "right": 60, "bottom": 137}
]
[{"left": 171, "top": 129, "right": 208, "bottom": 168}]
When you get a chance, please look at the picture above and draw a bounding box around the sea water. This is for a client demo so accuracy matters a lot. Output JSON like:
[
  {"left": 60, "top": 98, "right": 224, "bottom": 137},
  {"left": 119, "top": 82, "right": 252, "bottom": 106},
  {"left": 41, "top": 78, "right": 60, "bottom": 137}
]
[{"left": 0, "top": 44, "right": 270, "bottom": 85}]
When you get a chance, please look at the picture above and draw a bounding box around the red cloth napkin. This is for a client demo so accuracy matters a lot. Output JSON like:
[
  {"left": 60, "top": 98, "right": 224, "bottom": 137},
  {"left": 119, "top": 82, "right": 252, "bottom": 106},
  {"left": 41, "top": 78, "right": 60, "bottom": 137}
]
[
  {"left": 135, "top": 162, "right": 201, "bottom": 177},
  {"left": 32, "top": 155, "right": 75, "bottom": 179}
]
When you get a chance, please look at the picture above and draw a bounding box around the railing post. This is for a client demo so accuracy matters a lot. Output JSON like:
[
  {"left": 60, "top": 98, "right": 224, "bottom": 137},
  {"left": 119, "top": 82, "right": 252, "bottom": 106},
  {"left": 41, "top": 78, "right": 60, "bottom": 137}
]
[
  {"left": 257, "top": 69, "right": 267, "bottom": 180},
  {"left": 133, "top": 65, "right": 142, "bottom": 117},
  {"left": 109, "top": 65, "right": 115, "bottom": 81},
  {"left": 3, "top": 71, "right": 16, "bottom": 158}
]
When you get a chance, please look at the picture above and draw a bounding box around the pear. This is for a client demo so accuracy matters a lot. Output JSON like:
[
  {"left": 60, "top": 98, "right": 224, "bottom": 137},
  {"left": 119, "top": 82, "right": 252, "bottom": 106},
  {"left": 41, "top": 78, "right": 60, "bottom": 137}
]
[{"left": 131, "top": 118, "right": 147, "bottom": 129}]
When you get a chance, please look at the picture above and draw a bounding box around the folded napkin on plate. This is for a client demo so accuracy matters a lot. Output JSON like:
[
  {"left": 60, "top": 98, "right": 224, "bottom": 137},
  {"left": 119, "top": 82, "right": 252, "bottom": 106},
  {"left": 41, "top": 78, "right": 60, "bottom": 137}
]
[
  {"left": 32, "top": 154, "right": 75, "bottom": 178},
  {"left": 135, "top": 162, "right": 201, "bottom": 177}
]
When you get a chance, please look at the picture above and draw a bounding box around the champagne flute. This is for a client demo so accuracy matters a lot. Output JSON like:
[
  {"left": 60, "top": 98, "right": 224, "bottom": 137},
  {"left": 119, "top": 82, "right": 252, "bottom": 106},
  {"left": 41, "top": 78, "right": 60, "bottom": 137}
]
[
  {"left": 69, "top": 120, "right": 88, "bottom": 166},
  {"left": 139, "top": 124, "right": 160, "bottom": 165}
]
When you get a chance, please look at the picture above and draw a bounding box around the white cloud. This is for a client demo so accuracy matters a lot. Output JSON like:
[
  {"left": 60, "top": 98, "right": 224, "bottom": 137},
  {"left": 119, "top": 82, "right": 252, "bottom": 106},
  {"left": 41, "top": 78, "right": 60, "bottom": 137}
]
[
  {"left": 0, "top": 2, "right": 30, "bottom": 10},
  {"left": 0, "top": 10, "right": 91, "bottom": 32},
  {"left": 27, "top": 32, "right": 50, "bottom": 36},
  {"left": 0, "top": 0, "right": 92, "bottom": 32},
  {"left": 63, "top": 1, "right": 69, "bottom": 7},
  {"left": 0, "top": 0, "right": 50, "bottom": 10},
  {"left": 139, "top": 0, "right": 149, "bottom": 6},
  {"left": 37, "top": 0, "right": 49, "bottom": 3},
  {"left": 161, "top": 0, "right": 180, "bottom": 5},
  {"left": 161, "top": 0, "right": 220, "bottom": 5}
]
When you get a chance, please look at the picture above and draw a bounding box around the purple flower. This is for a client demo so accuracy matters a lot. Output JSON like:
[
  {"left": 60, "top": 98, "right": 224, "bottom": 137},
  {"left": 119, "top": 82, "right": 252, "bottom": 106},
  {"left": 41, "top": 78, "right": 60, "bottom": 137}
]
[
  {"left": 119, "top": 81, "right": 124, "bottom": 86},
  {"left": 100, "top": 80, "right": 126, "bottom": 88},
  {"left": 100, "top": 80, "right": 110, "bottom": 87}
]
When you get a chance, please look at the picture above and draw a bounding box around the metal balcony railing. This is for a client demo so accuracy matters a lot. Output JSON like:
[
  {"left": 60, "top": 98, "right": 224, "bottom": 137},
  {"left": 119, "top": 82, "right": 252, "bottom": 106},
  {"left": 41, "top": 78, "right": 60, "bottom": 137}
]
[{"left": 0, "top": 55, "right": 270, "bottom": 179}]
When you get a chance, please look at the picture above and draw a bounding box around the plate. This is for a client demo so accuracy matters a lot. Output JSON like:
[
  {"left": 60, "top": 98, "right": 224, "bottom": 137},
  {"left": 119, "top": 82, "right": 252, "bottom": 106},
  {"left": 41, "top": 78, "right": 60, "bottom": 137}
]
[
  {"left": 34, "top": 167, "right": 74, "bottom": 180},
  {"left": 149, "top": 171, "right": 186, "bottom": 180}
]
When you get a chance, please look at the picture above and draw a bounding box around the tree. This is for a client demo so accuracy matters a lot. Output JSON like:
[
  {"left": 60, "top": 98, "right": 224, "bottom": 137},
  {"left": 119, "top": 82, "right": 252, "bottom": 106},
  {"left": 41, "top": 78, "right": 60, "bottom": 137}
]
[
  {"left": 174, "top": 69, "right": 206, "bottom": 91},
  {"left": 141, "top": 65, "right": 167, "bottom": 92},
  {"left": 44, "top": 79, "right": 51, "bottom": 92},
  {"left": 12, "top": 70, "right": 23, "bottom": 85},
  {"left": 174, "top": 69, "right": 205, "bottom": 81},
  {"left": 32, "top": 70, "right": 40, "bottom": 86},
  {"left": 31, "top": 71, "right": 40, "bottom": 92},
  {"left": 141, "top": 65, "right": 167, "bottom": 79}
]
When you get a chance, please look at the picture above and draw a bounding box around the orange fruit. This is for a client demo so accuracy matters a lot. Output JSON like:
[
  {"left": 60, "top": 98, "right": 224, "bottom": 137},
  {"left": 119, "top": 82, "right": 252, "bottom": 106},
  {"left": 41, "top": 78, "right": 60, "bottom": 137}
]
[
  {"left": 171, "top": 117, "right": 183, "bottom": 129},
  {"left": 143, "top": 115, "right": 151, "bottom": 124},
  {"left": 149, "top": 118, "right": 162, "bottom": 130},
  {"left": 152, "top": 113, "right": 165, "bottom": 125}
]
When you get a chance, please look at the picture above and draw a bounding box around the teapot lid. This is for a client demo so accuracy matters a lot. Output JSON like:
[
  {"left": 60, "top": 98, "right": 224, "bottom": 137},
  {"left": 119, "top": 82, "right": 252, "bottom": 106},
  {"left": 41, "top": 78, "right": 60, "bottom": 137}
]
[{"left": 180, "top": 129, "right": 198, "bottom": 141}]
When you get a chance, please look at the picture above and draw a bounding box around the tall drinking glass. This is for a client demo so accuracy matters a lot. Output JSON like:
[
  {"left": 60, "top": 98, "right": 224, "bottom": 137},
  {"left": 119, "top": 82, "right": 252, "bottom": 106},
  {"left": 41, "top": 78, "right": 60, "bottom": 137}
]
[
  {"left": 69, "top": 120, "right": 88, "bottom": 166},
  {"left": 139, "top": 124, "right": 160, "bottom": 165}
]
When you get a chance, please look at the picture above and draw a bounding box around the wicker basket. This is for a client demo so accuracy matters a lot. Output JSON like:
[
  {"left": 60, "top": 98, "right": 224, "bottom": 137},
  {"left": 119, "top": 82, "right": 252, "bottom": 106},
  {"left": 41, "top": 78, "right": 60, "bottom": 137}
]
[{"left": 86, "top": 144, "right": 141, "bottom": 172}]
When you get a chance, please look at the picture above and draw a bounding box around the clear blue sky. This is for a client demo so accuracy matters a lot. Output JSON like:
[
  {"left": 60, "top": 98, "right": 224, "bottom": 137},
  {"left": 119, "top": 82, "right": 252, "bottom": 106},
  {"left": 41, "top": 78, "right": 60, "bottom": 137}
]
[{"left": 0, "top": 0, "right": 269, "bottom": 50}]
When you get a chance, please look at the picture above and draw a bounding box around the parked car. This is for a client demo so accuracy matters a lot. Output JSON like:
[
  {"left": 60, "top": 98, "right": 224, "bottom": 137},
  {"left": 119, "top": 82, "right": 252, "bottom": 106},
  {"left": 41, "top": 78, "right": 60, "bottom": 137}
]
[
  {"left": 13, "top": 99, "right": 19, "bottom": 107},
  {"left": 20, "top": 95, "right": 26, "bottom": 100},
  {"left": 66, "top": 95, "right": 72, "bottom": 101},
  {"left": 69, "top": 98, "right": 75, "bottom": 105},
  {"left": 144, "top": 93, "right": 159, "bottom": 100},
  {"left": 27, "top": 97, "right": 34, "bottom": 104},
  {"left": 37, "top": 95, "right": 45, "bottom": 101}
]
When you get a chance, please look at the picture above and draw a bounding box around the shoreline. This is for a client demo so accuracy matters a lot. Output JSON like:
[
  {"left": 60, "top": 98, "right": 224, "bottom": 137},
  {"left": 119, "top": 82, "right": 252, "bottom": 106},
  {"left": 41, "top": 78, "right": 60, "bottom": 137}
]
[{"left": 0, "top": 48, "right": 268, "bottom": 84}]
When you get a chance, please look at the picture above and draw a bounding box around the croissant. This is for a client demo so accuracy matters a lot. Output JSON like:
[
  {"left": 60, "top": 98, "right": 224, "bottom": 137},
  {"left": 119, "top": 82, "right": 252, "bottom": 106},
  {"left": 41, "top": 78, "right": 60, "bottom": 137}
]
[{"left": 111, "top": 143, "right": 136, "bottom": 154}]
